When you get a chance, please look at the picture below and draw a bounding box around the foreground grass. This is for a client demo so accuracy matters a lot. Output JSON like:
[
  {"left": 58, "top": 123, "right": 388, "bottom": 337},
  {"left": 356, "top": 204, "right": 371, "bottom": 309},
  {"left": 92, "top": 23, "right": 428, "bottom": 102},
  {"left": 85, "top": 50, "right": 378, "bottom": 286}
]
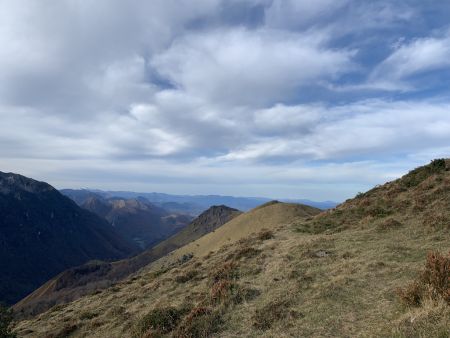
[{"left": 14, "top": 219, "right": 449, "bottom": 337}]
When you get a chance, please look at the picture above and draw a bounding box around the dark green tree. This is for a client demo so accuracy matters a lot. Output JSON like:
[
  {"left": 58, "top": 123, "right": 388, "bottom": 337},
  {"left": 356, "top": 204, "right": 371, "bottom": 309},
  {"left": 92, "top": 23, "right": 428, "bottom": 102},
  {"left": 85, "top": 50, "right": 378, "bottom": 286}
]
[{"left": 0, "top": 304, "right": 16, "bottom": 338}]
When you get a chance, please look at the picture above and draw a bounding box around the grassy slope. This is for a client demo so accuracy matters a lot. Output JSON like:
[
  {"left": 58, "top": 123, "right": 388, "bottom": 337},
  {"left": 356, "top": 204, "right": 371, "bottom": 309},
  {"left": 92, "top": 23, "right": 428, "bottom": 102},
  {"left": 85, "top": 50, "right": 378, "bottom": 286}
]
[
  {"left": 158, "top": 201, "right": 320, "bottom": 262},
  {"left": 14, "top": 161, "right": 450, "bottom": 337},
  {"left": 13, "top": 206, "right": 242, "bottom": 318}
]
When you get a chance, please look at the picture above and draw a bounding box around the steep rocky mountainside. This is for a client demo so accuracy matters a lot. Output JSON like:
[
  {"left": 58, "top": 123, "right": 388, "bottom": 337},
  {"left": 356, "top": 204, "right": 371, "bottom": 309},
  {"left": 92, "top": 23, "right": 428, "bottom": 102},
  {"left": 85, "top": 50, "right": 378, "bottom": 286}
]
[
  {"left": 80, "top": 196, "right": 192, "bottom": 249},
  {"left": 13, "top": 205, "right": 243, "bottom": 318},
  {"left": 13, "top": 160, "right": 450, "bottom": 337},
  {"left": 0, "top": 172, "right": 138, "bottom": 305}
]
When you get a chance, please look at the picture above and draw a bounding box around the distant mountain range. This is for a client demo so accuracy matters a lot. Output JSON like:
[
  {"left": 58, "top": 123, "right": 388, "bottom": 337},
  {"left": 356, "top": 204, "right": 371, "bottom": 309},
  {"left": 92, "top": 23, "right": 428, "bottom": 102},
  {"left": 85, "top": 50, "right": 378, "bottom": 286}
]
[
  {"left": 0, "top": 172, "right": 138, "bottom": 305},
  {"left": 78, "top": 195, "right": 192, "bottom": 249},
  {"left": 61, "top": 189, "right": 337, "bottom": 215}
]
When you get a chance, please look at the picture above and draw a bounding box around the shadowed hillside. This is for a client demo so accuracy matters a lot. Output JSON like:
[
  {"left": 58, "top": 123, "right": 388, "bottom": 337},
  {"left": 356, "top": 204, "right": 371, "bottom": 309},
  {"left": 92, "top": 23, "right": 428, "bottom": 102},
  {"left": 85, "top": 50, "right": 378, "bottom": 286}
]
[
  {"left": 81, "top": 196, "right": 192, "bottom": 249},
  {"left": 13, "top": 160, "right": 450, "bottom": 337},
  {"left": 0, "top": 172, "right": 138, "bottom": 306},
  {"left": 13, "top": 206, "right": 242, "bottom": 318}
]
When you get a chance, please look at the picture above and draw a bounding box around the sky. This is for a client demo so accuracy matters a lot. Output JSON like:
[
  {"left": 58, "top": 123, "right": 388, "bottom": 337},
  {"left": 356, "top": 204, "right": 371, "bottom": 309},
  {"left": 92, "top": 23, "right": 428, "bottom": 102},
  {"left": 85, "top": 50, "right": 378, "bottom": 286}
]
[{"left": 0, "top": 0, "right": 449, "bottom": 201}]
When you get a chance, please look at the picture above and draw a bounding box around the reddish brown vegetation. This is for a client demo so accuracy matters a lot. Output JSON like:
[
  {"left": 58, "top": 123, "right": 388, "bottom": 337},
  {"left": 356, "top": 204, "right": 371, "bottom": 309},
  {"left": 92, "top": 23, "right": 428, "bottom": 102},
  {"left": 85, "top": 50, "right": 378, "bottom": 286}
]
[{"left": 397, "top": 251, "right": 450, "bottom": 306}]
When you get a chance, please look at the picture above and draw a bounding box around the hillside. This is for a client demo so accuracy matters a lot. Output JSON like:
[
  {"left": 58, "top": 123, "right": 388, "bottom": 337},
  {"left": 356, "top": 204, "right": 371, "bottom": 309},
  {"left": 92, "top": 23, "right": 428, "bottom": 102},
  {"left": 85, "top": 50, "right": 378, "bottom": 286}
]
[
  {"left": 159, "top": 201, "right": 320, "bottom": 262},
  {"left": 0, "top": 172, "right": 138, "bottom": 306},
  {"left": 13, "top": 206, "right": 242, "bottom": 318},
  {"left": 80, "top": 196, "right": 191, "bottom": 249},
  {"left": 13, "top": 160, "right": 450, "bottom": 337}
]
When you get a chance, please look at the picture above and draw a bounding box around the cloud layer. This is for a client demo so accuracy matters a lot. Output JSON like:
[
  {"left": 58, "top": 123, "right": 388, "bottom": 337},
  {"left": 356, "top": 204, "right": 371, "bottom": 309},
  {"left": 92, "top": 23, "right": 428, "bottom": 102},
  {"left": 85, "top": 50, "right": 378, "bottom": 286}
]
[{"left": 0, "top": 0, "right": 449, "bottom": 200}]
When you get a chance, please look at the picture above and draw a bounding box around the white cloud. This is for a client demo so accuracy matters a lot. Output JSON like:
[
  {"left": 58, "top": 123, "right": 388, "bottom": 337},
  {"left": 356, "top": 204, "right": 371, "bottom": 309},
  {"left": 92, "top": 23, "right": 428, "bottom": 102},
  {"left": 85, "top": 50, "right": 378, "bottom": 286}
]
[
  {"left": 370, "top": 31, "right": 450, "bottom": 86},
  {"left": 0, "top": 0, "right": 449, "bottom": 201},
  {"left": 152, "top": 28, "right": 354, "bottom": 105},
  {"left": 253, "top": 104, "right": 322, "bottom": 135},
  {"left": 218, "top": 100, "right": 450, "bottom": 162},
  {"left": 265, "top": 0, "right": 350, "bottom": 29}
]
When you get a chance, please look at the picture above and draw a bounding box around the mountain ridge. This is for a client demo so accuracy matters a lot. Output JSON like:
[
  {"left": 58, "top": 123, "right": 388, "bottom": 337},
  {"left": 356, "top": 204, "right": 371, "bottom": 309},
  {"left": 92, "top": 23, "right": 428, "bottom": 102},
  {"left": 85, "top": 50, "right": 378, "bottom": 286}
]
[
  {"left": 0, "top": 171, "right": 138, "bottom": 305},
  {"left": 61, "top": 188, "right": 337, "bottom": 214}
]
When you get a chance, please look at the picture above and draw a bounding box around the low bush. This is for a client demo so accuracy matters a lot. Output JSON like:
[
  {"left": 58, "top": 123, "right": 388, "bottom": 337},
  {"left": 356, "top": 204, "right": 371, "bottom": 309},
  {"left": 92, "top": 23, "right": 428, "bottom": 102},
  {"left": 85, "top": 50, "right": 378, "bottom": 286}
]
[
  {"left": 175, "top": 270, "right": 198, "bottom": 283},
  {"left": 401, "top": 159, "right": 447, "bottom": 188},
  {"left": 397, "top": 282, "right": 423, "bottom": 307},
  {"left": 377, "top": 218, "right": 402, "bottom": 230},
  {"left": 210, "top": 261, "right": 238, "bottom": 284},
  {"left": 47, "top": 323, "right": 78, "bottom": 338},
  {"left": 133, "top": 306, "right": 188, "bottom": 337},
  {"left": 79, "top": 311, "right": 98, "bottom": 320},
  {"left": 366, "top": 205, "right": 392, "bottom": 218},
  {"left": 179, "top": 253, "right": 194, "bottom": 264},
  {"left": 210, "top": 280, "right": 234, "bottom": 304},
  {"left": 422, "top": 212, "right": 450, "bottom": 229},
  {"left": 397, "top": 251, "right": 450, "bottom": 306},
  {"left": 422, "top": 251, "right": 450, "bottom": 303},
  {"left": 355, "top": 192, "right": 365, "bottom": 199},
  {"left": 232, "top": 246, "right": 261, "bottom": 260},
  {"left": 0, "top": 304, "right": 16, "bottom": 338},
  {"left": 173, "top": 306, "right": 222, "bottom": 338},
  {"left": 257, "top": 229, "right": 274, "bottom": 241},
  {"left": 252, "top": 298, "right": 296, "bottom": 330}
]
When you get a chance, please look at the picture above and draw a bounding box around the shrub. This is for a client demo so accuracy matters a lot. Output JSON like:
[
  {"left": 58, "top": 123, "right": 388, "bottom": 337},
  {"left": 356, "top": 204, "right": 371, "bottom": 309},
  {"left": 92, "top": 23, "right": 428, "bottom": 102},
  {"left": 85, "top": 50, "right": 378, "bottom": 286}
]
[
  {"left": 257, "top": 230, "right": 274, "bottom": 241},
  {"left": 108, "top": 305, "right": 125, "bottom": 317},
  {"left": 173, "top": 306, "right": 222, "bottom": 338},
  {"left": 133, "top": 306, "right": 188, "bottom": 337},
  {"left": 366, "top": 205, "right": 392, "bottom": 218},
  {"left": 397, "top": 281, "right": 423, "bottom": 307},
  {"left": 79, "top": 310, "right": 98, "bottom": 320},
  {"left": 430, "top": 159, "right": 447, "bottom": 171},
  {"left": 252, "top": 299, "right": 297, "bottom": 330},
  {"left": 401, "top": 159, "right": 447, "bottom": 188},
  {"left": 179, "top": 253, "right": 194, "bottom": 264},
  {"left": 377, "top": 218, "right": 402, "bottom": 230},
  {"left": 210, "top": 280, "right": 234, "bottom": 304},
  {"left": 208, "top": 261, "right": 240, "bottom": 306},
  {"left": 397, "top": 251, "right": 450, "bottom": 306},
  {"left": 421, "top": 251, "right": 450, "bottom": 303},
  {"left": 210, "top": 261, "right": 238, "bottom": 284},
  {"left": 232, "top": 246, "right": 261, "bottom": 260},
  {"left": 0, "top": 304, "right": 16, "bottom": 338},
  {"left": 175, "top": 270, "right": 198, "bottom": 283},
  {"left": 47, "top": 323, "right": 78, "bottom": 338},
  {"left": 422, "top": 213, "right": 450, "bottom": 229},
  {"left": 412, "top": 195, "right": 427, "bottom": 212}
]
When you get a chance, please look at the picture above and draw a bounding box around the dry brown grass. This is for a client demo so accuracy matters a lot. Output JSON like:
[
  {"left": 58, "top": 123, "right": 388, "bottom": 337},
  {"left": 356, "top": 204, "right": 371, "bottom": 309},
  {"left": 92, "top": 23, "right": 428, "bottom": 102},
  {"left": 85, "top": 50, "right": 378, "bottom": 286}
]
[
  {"left": 377, "top": 217, "right": 403, "bottom": 230},
  {"left": 256, "top": 229, "right": 274, "bottom": 241},
  {"left": 131, "top": 306, "right": 188, "bottom": 337},
  {"left": 173, "top": 306, "right": 222, "bottom": 338},
  {"left": 252, "top": 298, "right": 298, "bottom": 330},
  {"left": 12, "top": 160, "right": 450, "bottom": 337},
  {"left": 14, "top": 219, "right": 450, "bottom": 337}
]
